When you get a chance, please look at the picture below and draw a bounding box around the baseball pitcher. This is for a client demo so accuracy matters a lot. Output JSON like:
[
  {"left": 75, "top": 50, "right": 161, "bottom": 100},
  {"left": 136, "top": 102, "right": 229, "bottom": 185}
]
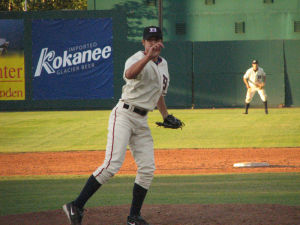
[
  {"left": 63, "top": 26, "right": 183, "bottom": 225},
  {"left": 243, "top": 59, "right": 268, "bottom": 114}
]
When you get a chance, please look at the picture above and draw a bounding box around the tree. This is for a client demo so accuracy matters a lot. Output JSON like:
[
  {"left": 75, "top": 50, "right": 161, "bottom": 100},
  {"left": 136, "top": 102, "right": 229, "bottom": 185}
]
[
  {"left": 0, "top": 0, "right": 87, "bottom": 11},
  {"left": 0, "top": 1, "right": 10, "bottom": 11},
  {"left": 113, "top": 0, "right": 158, "bottom": 40}
]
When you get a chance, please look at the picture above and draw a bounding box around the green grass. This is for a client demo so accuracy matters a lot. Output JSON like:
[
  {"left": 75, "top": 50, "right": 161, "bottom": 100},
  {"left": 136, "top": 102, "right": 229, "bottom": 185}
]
[
  {"left": 1, "top": 109, "right": 298, "bottom": 217},
  {"left": 0, "top": 108, "right": 299, "bottom": 153},
  {"left": 0, "top": 173, "right": 299, "bottom": 216},
  {"left": 0, "top": 110, "right": 110, "bottom": 152}
]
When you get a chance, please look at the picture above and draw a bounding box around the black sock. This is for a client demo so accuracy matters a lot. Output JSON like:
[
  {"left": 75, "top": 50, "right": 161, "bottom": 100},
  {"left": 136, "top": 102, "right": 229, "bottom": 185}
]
[
  {"left": 73, "top": 175, "right": 101, "bottom": 209},
  {"left": 129, "top": 183, "right": 148, "bottom": 217},
  {"left": 245, "top": 103, "right": 250, "bottom": 113},
  {"left": 264, "top": 101, "right": 268, "bottom": 114}
]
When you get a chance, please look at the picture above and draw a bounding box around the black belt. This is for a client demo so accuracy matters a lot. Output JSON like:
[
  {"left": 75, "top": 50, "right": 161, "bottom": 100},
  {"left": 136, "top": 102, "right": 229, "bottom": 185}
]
[{"left": 123, "top": 103, "right": 148, "bottom": 116}]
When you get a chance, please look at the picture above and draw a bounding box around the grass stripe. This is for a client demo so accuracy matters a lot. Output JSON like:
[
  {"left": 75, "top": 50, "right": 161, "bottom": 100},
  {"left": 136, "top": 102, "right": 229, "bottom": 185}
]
[
  {"left": 0, "top": 108, "right": 300, "bottom": 153},
  {"left": 0, "top": 173, "right": 299, "bottom": 216}
]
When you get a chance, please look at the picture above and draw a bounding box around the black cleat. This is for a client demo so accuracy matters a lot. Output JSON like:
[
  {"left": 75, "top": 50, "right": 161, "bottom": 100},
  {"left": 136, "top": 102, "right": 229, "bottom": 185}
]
[
  {"left": 63, "top": 201, "right": 84, "bottom": 225},
  {"left": 127, "top": 215, "right": 150, "bottom": 225}
]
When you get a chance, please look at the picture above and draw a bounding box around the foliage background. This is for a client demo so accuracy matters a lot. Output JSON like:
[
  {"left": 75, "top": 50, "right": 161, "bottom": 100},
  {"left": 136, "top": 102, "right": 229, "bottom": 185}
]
[{"left": 0, "top": 0, "right": 87, "bottom": 11}]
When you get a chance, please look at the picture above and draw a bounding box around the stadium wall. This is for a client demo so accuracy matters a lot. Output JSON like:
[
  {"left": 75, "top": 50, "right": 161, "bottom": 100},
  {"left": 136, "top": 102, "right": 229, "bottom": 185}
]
[{"left": 0, "top": 10, "right": 299, "bottom": 111}]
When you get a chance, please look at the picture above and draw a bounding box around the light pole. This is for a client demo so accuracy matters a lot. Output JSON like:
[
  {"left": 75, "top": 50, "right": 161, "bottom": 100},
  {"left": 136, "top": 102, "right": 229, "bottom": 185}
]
[
  {"left": 24, "top": 0, "right": 28, "bottom": 11},
  {"left": 158, "top": 0, "right": 163, "bottom": 31}
]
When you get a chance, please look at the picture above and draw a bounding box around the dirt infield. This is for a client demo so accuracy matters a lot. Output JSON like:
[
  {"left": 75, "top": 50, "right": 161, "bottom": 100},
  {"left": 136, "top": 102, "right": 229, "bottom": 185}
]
[
  {"left": 1, "top": 148, "right": 300, "bottom": 225},
  {"left": 1, "top": 148, "right": 300, "bottom": 176}
]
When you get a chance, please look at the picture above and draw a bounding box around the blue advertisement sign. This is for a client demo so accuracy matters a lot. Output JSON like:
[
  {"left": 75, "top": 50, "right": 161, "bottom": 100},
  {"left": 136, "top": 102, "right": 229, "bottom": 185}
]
[{"left": 32, "top": 18, "right": 113, "bottom": 100}]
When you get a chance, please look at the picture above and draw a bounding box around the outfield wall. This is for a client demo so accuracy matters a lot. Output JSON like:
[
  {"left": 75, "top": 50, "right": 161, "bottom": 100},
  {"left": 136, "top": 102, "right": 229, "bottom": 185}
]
[
  {"left": 193, "top": 41, "right": 285, "bottom": 108},
  {"left": 0, "top": 11, "right": 299, "bottom": 111},
  {"left": 0, "top": 10, "right": 124, "bottom": 111}
]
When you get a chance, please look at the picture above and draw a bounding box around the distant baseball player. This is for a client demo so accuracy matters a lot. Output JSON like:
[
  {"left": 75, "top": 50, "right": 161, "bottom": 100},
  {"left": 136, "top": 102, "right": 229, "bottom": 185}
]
[
  {"left": 243, "top": 59, "right": 268, "bottom": 114},
  {"left": 62, "top": 26, "right": 183, "bottom": 225}
]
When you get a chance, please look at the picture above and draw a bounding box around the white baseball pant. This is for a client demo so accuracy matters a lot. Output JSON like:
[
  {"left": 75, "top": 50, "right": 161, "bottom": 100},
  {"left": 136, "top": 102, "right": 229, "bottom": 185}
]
[
  {"left": 93, "top": 101, "right": 155, "bottom": 190},
  {"left": 245, "top": 87, "right": 267, "bottom": 103}
]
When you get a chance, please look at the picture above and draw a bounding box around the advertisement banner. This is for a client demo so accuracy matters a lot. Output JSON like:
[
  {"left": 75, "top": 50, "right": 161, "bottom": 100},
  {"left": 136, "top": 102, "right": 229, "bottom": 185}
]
[
  {"left": 32, "top": 18, "right": 113, "bottom": 100},
  {"left": 0, "top": 19, "right": 25, "bottom": 101}
]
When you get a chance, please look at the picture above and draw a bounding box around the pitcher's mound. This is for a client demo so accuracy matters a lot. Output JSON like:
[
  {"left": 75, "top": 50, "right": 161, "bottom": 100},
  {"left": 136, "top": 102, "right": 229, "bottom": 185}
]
[{"left": 1, "top": 204, "right": 300, "bottom": 225}]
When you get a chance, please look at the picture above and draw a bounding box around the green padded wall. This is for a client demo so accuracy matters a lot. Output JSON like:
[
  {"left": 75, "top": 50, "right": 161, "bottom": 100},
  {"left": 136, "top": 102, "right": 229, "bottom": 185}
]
[
  {"left": 284, "top": 40, "right": 300, "bottom": 107},
  {"left": 193, "top": 40, "right": 284, "bottom": 108},
  {"left": 161, "top": 41, "right": 193, "bottom": 108}
]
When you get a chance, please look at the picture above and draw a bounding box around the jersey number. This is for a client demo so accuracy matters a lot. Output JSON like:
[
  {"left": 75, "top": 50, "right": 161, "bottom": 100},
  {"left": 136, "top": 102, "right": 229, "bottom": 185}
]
[{"left": 163, "top": 75, "right": 168, "bottom": 91}]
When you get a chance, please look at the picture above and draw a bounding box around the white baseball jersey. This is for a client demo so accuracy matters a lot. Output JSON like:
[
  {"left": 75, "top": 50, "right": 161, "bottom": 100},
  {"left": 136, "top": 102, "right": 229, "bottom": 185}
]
[
  {"left": 243, "top": 67, "right": 266, "bottom": 88},
  {"left": 121, "top": 51, "right": 170, "bottom": 110},
  {"left": 244, "top": 67, "right": 267, "bottom": 103},
  {"left": 93, "top": 50, "right": 170, "bottom": 190}
]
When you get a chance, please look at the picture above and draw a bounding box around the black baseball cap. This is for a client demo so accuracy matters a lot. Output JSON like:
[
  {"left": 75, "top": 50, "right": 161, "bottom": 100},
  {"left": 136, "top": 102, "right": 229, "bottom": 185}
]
[
  {"left": 143, "top": 26, "right": 163, "bottom": 40},
  {"left": 252, "top": 59, "right": 259, "bottom": 64}
]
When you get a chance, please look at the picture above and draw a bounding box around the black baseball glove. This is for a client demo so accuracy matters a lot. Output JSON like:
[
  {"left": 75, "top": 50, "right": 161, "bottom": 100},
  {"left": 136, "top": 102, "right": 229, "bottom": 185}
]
[{"left": 156, "top": 114, "right": 184, "bottom": 129}]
